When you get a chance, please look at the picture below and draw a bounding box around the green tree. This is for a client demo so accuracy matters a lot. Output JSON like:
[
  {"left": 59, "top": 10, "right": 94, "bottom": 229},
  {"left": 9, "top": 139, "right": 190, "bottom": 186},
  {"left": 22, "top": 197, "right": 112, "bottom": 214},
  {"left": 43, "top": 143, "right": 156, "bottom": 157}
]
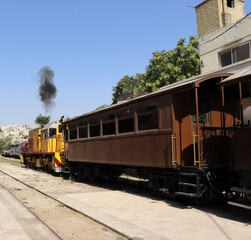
[
  {"left": 112, "top": 36, "right": 200, "bottom": 103},
  {"left": 112, "top": 75, "right": 142, "bottom": 103},
  {"left": 35, "top": 114, "right": 50, "bottom": 126},
  {"left": 0, "top": 135, "right": 13, "bottom": 152}
]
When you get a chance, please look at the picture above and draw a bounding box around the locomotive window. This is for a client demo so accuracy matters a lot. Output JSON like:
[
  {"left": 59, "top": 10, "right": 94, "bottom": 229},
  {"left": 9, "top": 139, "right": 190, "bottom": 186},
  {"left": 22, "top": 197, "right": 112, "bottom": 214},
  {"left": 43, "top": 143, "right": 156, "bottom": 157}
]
[
  {"left": 58, "top": 125, "right": 62, "bottom": 133},
  {"left": 90, "top": 119, "right": 100, "bottom": 137},
  {"left": 49, "top": 128, "right": 56, "bottom": 138},
  {"left": 63, "top": 126, "right": 69, "bottom": 141},
  {"left": 42, "top": 130, "right": 48, "bottom": 139},
  {"left": 137, "top": 103, "right": 158, "bottom": 131},
  {"left": 69, "top": 124, "right": 77, "bottom": 140},
  {"left": 41, "top": 130, "right": 44, "bottom": 139},
  {"left": 118, "top": 108, "right": 134, "bottom": 134},
  {"left": 102, "top": 114, "right": 115, "bottom": 136},
  {"left": 79, "top": 122, "right": 88, "bottom": 138}
]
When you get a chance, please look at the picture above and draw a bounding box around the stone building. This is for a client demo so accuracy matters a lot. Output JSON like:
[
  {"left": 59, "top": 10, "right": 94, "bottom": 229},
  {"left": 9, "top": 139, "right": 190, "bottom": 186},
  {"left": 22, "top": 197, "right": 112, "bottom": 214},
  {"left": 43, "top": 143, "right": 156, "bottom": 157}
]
[{"left": 195, "top": 0, "right": 251, "bottom": 74}]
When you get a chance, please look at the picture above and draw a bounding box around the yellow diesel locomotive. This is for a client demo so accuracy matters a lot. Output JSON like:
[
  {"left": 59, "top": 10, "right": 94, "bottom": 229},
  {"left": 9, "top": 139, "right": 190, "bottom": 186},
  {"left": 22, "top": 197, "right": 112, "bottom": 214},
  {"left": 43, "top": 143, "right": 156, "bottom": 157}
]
[{"left": 21, "top": 120, "right": 65, "bottom": 172}]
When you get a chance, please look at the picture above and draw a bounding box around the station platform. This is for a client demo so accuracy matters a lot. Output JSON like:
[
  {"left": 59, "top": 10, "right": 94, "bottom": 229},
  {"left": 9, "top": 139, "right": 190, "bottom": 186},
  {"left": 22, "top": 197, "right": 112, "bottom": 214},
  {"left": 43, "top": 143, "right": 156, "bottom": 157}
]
[{"left": 0, "top": 186, "right": 59, "bottom": 240}]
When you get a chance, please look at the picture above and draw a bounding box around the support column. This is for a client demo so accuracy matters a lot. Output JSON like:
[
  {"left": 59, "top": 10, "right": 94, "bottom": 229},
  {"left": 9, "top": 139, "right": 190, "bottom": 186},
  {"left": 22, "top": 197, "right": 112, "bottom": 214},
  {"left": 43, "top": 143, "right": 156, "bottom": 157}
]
[{"left": 195, "top": 87, "right": 201, "bottom": 168}]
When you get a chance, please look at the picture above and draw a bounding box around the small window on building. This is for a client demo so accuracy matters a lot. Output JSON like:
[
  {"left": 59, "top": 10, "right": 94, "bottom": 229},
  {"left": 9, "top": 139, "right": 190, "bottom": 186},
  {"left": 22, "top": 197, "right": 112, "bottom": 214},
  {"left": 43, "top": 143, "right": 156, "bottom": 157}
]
[
  {"left": 227, "top": 0, "right": 234, "bottom": 8},
  {"left": 220, "top": 50, "right": 232, "bottom": 67},
  {"left": 220, "top": 43, "right": 250, "bottom": 67},
  {"left": 232, "top": 43, "right": 250, "bottom": 63},
  {"left": 79, "top": 122, "right": 88, "bottom": 138},
  {"left": 69, "top": 124, "right": 77, "bottom": 140},
  {"left": 137, "top": 103, "right": 159, "bottom": 131},
  {"left": 102, "top": 114, "right": 115, "bottom": 136},
  {"left": 90, "top": 119, "right": 100, "bottom": 137},
  {"left": 118, "top": 108, "right": 134, "bottom": 134}
]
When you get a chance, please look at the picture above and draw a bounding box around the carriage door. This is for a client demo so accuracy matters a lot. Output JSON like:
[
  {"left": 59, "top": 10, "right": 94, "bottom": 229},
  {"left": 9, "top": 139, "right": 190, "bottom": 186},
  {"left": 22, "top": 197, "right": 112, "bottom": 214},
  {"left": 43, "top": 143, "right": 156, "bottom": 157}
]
[{"left": 172, "top": 90, "right": 194, "bottom": 166}]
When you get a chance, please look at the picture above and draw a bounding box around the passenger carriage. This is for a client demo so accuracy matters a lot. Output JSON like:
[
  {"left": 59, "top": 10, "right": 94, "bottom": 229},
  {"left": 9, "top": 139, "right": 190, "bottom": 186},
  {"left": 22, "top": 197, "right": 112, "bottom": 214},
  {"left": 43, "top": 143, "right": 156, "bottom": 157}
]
[{"left": 62, "top": 71, "right": 245, "bottom": 204}]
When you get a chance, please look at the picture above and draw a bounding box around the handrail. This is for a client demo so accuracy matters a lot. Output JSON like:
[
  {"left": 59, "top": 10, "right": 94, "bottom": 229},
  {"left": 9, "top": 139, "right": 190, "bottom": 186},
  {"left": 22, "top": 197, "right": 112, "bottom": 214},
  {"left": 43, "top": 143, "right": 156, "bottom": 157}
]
[
  {"left": 171, "top": 134, "right": 176, "bottom": 165},
  {"left": 193, "top": 132, "right": 199, "bottom": 166}
]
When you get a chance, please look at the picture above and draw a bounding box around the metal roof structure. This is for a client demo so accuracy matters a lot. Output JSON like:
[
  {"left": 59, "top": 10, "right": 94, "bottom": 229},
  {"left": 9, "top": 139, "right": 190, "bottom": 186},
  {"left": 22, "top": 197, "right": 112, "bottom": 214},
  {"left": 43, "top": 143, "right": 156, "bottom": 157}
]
[
  {"left": 219, "top": 67, "right": 251, "bottom": 86},
  {"left": 42, "top": 120, "right": 59, "bottom": 130}
]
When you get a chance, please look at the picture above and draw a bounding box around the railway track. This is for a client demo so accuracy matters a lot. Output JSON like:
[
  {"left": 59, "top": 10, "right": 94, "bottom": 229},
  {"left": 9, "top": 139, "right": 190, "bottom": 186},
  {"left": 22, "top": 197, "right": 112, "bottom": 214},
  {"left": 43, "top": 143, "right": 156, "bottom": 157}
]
[
  {"left": 0, "top": 168, "right": 129, "bottom": 240},
  {"left": 0, "top": 180, "right": 62, "bottom": 240}
]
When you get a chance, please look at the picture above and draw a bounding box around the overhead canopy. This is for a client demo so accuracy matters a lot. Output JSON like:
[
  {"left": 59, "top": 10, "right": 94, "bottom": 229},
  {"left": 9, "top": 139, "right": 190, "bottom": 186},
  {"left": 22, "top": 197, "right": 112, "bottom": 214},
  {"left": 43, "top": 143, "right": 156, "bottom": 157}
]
[{"left": 219, "top": 68, "right": 251, "bottom": 86}]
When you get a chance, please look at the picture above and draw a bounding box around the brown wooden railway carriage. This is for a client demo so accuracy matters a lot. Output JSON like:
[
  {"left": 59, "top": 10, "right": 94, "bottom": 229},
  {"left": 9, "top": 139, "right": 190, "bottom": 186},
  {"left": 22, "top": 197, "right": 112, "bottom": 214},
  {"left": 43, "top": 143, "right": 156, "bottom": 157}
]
[
  {"left": 63, "top": 72, "right": 243, "bottom": 204},
  {"left": 219, "top": 69, "right": 251, "bottom": 201}
]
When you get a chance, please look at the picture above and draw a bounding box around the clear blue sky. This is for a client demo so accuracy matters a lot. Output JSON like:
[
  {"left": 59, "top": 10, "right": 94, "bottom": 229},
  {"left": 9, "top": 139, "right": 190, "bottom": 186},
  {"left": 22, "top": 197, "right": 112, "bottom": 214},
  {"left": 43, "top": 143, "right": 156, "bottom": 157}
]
[{"left": 1, "top": 0, "right": 251, "bottom": 126}]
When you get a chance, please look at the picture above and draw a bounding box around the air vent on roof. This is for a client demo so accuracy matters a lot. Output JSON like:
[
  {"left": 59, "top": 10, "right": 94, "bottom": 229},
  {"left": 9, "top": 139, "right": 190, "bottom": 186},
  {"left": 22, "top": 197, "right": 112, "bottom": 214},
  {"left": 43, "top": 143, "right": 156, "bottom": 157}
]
[
  {"left": 96, "top": 105, "right": 108, "bottom": 110},
  {"left": 118, "top": 91, "right": 146, "bottom": 102}
]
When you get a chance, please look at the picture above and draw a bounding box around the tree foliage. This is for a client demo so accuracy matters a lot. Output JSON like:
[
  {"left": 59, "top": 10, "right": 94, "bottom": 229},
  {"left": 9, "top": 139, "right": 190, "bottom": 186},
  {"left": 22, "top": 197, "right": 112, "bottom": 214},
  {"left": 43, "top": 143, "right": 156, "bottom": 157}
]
[
  {"left": 112, "top": 36, "right": 200, "bottom": 103},
  {"left": 0, "top": 135, "right": 13, "bottom": 152},
  {"left": 35, "top": 114, "right": 50, "bottom": 126}
]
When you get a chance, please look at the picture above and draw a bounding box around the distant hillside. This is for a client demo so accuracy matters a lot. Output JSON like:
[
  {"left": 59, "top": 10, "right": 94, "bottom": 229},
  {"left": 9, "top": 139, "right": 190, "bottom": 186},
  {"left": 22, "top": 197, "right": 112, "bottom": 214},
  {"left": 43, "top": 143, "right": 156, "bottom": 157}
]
[{"left": 0, "top": 124, "right": 37, "bottom": 143}]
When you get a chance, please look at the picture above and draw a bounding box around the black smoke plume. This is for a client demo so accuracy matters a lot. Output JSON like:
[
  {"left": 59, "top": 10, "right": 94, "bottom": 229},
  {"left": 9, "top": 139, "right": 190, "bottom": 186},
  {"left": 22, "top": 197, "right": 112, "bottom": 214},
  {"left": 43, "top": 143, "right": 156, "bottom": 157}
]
[{"left": 38, "top": 66, "right": 57, "bottom": 112}]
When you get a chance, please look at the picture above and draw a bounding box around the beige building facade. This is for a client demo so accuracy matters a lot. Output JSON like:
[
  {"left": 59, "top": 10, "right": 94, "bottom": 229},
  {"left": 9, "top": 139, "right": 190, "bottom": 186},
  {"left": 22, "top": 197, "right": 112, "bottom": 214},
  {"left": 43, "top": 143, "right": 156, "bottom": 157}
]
[{"left": 196, "top": 0, "right": 251, "bottom": 74}]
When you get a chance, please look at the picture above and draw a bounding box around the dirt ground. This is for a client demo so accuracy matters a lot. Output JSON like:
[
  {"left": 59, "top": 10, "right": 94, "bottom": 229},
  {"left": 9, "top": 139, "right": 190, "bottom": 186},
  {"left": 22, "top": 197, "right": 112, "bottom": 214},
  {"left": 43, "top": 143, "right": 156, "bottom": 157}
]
[
  {"left": 1, "top": 156, "right": 251, "bottom": 240},
  {"left": 0, "top": 157, "right": 125, "bottom": 240}
]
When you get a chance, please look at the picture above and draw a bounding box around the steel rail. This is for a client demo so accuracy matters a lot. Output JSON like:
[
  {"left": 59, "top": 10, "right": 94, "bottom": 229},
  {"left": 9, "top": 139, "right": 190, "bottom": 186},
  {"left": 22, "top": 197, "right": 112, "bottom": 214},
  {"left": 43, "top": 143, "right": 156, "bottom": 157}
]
[
  {"left": 0, "top": 169, "right": 132, "bottom": 240},
  {"left": 0, "top": 181, "right": 63, "bottom": 240}
]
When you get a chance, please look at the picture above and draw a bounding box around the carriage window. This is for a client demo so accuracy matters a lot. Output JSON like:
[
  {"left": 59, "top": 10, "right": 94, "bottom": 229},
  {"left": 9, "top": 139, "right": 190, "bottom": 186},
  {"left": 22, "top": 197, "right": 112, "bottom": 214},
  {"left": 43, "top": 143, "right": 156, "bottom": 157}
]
[
  {"left": 90, "top": 119, "right": 100, "bottom": 137},
  {"left": 137, "top": 103, "right": 158, "bottom": 131},
  {"left": 102, "top": 114, "right": 115, "bottom": 136},
  {"left": 192, "top": 101, "right": 209, "bottom": 124},
  {"left": 118, "top": 108, "right": 134, "bottom": 134},
  {"left": 79, "top": 122, "right": 88, "bottom": 138},
  {"left": 49, "top": 128, "right": 56, "bottom": 138},
  {"left": 69, "top": 124, "right": 77, "bottom": 140}
]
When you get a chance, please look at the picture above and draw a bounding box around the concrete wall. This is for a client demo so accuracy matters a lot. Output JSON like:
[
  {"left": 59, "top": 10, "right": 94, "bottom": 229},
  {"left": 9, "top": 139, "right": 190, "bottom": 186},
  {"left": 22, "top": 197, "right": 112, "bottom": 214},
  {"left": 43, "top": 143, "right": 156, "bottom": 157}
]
[{"left": 199, "top": 13, "right": 251, "bottom": 74}]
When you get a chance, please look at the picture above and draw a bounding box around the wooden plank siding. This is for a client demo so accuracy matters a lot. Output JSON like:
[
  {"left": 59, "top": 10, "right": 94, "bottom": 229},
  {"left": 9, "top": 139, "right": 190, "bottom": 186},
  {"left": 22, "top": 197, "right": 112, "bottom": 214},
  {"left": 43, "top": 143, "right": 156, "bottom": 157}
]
[{"left": 67, "top": 94, "right": 173, "bottom": 168}]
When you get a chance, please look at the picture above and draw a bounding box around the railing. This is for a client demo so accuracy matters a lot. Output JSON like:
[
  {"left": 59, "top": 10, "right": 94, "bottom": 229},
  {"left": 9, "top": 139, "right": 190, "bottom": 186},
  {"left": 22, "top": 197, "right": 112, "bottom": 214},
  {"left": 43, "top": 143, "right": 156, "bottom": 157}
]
[{"left": 200, "top": 127, "right": 235, "bottom": 166}]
